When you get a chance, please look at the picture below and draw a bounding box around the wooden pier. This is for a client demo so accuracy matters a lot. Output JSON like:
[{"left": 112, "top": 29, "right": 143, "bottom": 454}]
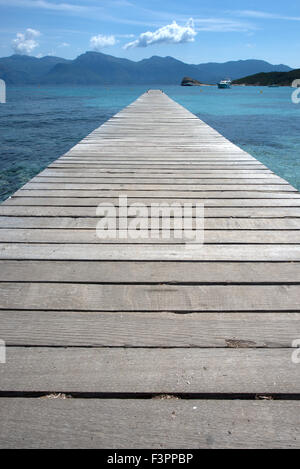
[{"left": 0, "top": 90, "right": 300, "bottom": 448}]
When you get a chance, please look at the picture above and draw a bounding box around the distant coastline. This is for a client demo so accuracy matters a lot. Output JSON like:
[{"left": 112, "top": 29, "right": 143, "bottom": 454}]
[{"left": 232, "top": 69, "right": 300, "bottom": 87}]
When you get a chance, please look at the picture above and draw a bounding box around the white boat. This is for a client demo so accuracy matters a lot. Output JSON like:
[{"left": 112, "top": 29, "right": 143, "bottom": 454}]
[{"left": 218, "top": 79, "right": 232, "bottom": 89}]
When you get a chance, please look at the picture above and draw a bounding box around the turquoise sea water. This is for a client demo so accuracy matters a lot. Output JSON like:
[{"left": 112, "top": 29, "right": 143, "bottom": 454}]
[{"left": 0, "top": 84, "right": 299, "bottom": 201}]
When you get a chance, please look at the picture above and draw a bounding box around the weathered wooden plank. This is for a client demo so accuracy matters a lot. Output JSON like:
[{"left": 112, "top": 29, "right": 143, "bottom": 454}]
[
  {"left": 0, "top": 243, "right": 300, "bottom": 261},
  {"left": 49, "top": 163, "right": 268, "bottom": 169},
  {"left": 0, "top": 228, "right": 300, "bottom": 244},
  {"left": 0, "top": 216, "right": 292, "bottom": 230},
  {"left": 32, "top": 176, "right": 285, "bottom": 184},
  {"left": 0, "top": 283, "right": 299, "bottom": 311},
  {"left": 1, "top": 399, "right": 299, "bottom": 448},
  {"left": 4, "top": 197, "right": 300, "bottom": 207},
  {"left": 0, "top": 260, "right": 299, "bottom": 283},
  {"left": 1, "top": 206, "right": 300, "bottom": 217},
  {"left": 9, "top": 190, "right": 300, "bottom": 198},
  {"left": 0, "top": 348, "right": 299, "bottom": 393},
  {"left": 40, "top": 169, "right": 273, "bottom": 176},
  {"left": 5, "top": 197, "right": 300, "bottom": 207},
  {"left": 1, "top": 216, "right": 299, "bottom": 229},
  {"left": 57, "top": 158, "right": 264, "bottom": 163},
  {"left": 23, "top": 183, "right": 293, "bottom": 191},
  {"left": 1, "top": 311, "right": 299, "bottom": 347}
]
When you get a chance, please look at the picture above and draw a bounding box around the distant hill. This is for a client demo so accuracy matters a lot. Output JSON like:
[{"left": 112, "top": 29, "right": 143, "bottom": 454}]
[
  {"left": 0, "top": 52, "right": 293, "bottom": 85},
  {"left": 233, "top": 69, "right": 300, "bottom": 86},
  {"left": 195, "top": 59, "right": 290, "bottom": 83},
  {"left": 0, "top": 54, "right": 70, "bottom": 84},
  {"left": 42, "top": 53, "right": 292, "bottom": 85},
  {"left": 42, "top": 53, "right": 203, "bottom": 85}
]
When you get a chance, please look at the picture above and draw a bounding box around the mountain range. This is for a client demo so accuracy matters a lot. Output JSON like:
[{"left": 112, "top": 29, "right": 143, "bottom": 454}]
[{"left": 0, "top": 51, "right": 292, "bottom": 85}]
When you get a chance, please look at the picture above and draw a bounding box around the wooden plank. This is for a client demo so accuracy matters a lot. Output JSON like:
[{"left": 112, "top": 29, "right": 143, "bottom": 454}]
[
  {"left": 1, "top": 206, "right": 300, "bottom": 217},
  {"left": 0, "top": 283, "right": 299, "bottom": 311},
  {"left": 32, "top": 176, "right": 285, "bottom": 184},
  {"left": 4, "top": 197, "right": 300, "bottom": 207},
  {"left": 57, "top": 158, "right": 265, "bottom": 163},
  {"left": 0, "top": 260, "right": 299, "bottom": 283},
  {"left": 1, "top": 311, "right": 299, "bottom": 347},
  {"left": 5, "top": 197, "right": 300, "bottom": 207},
  {"left": 40, "top": 169, "right": 274, "bottom": 175},
  {"left": 23, "top": 183, "right": 294, "bottom": 191},
  {"left": 0, "top": 228, "right": 300, "bottom": 244},
  {"left": 9, "top": 190, "right": 300, "bottom": 198},
  {"left": 0, "top": 347, "right": 299, "bottom": 393},
  {"left": 1, "top": 399, "right": 299, "bottom": 448},
  {"left": 0, "top": 243, "right": 300, "bottom": 261},
  {"left": 49, "top": 163, "right": 268, "bottom": 169},
  {"left": 1, "top": 216, "right": 300, "bottom": 229}
]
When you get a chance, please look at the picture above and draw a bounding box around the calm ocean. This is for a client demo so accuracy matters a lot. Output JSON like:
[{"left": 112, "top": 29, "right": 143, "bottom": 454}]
[{"left": 0, "top": 84, "right": 299, "bottom": 201}]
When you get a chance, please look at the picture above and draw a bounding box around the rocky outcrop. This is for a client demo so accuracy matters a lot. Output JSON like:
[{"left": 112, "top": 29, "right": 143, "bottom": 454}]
[{"left": 181, "top": 76, "right": 202, "bottom": 86}]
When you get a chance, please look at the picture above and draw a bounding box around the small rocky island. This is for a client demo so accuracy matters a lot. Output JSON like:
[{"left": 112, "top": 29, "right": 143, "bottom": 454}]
[{"left": 181, "top": 76, "right": 202, "bottom": 86}]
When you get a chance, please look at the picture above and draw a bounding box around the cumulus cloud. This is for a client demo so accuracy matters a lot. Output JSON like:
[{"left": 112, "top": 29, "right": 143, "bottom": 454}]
[
  {"left": 90, "top": 34, "right": 118, "bottom": 50},
  {"left": 124, "top": 18, "right": 197, "bottom": 49},
  {"left": 12, "top": 28, "right": 41, "bottom": 55}
]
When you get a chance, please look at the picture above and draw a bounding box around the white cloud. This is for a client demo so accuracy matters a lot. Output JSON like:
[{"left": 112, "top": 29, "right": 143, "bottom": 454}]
[
  {"left": 124, "top": 18, "right": 197, "bottom": 49},
  {"left": 59, "top": 42, "right": 70, "bottom": 47},
  {"left": 90, "top": 34, "right": 118, "bottom": 50},
  {"left": 12, "top": 28, "right": 41, "bottom": 55}
]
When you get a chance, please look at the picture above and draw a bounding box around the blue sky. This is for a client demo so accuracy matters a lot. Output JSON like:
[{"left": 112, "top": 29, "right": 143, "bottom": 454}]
[{"left": 0, "top": 0, "right": 300, "bottom": 67}]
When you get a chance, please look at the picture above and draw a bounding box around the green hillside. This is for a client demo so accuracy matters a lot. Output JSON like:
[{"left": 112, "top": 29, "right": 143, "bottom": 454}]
[{"left": 233, "top": 69, "right": 300, "bottom": 86}]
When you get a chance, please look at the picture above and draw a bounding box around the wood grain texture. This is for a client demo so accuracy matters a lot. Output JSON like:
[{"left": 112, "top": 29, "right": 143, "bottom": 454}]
[
  {"left": 8, "top": 189, "right": 300, "bottom": 199},
  {"left": 0, "top": 347, "right": 299, "bottom": 393},
  {"left": 0, "top": 283, "right": 299, "bottom": 311},
  {"left": 0, "top": 228, "right": 300, "bottom": 243},
  {"left": 0, "top": 243, "right": 300, "bottom": 260},
  {"left": 1, "top": 399, "right": 299, "bottom": 448},
  {"left": 0, "top": 260, "right": 299, "bottom": 283},
  {"left": 1, "top": 311, "right": 299, "bottom": 347},
  {"left": 22, "top": 183, "right": 296, "bottom": 191},
  {"left": 1, "top": 216, "right": 300, "bottom": 229},
  {"left": 2, "top": 205, "right": 300, "bottom": 217},
  {"left": 5, "top": 197, "right": 300, "bottom": 206}
]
